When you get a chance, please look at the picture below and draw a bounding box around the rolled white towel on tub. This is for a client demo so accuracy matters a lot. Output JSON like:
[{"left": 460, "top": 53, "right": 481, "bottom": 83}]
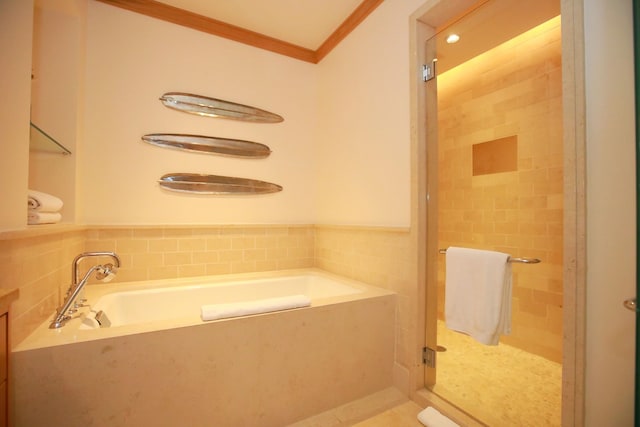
[
  {"left": 417, "top": 407, "right": 460, "bottom": 427},
  {"left": 28, "top": 189, "right": 63, "bottom": 212},
  {"left": 27, "top": 211, "right": 62, "bottom": 225},
  {"left": 201, "top": 294, "right": 311, "bottom": 321}
]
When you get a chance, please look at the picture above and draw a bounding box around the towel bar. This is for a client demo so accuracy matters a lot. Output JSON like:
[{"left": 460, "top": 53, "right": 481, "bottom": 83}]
[{"left": 438, "top": 248, "right": 541, "bottom": 264}]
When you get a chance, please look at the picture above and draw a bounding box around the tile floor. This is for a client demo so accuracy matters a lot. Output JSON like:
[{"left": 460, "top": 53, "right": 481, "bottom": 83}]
[
  {"left": 292, "top": 321, "right": 562, "bottom": 426},
  {"left": 353, "top": 401, "right": 425, "bottom": 427},
  {"left": 289, "top": 388, "right": 424, "bottom": 426},
  {"left": 433, "top": 321, "right": 562, "bottom": 426}
]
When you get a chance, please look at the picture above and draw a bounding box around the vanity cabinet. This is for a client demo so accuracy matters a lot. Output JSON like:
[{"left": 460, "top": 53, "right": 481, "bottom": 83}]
[
  {"left": 0, "top": 313, "right": 6, "bottom": 427},
  {"left": 0, "top": 289, "right": 18, "bottom": 427}
]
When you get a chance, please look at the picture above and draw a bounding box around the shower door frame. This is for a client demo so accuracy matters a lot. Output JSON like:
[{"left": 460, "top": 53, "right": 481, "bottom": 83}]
[{"left": 409, "top": 0, "right": 586, "bottom": 425}]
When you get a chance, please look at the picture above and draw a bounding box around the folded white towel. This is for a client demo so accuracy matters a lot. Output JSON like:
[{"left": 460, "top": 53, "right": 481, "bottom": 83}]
[
  {"left": 201, "top": 294, "right": 311, "bottom": 321},
  {"left": 417, "top": 407, "right": 460, "bottom": 427},
  {"left": 445, "top": 246, "right": 512, "bottom": 345},
  {"left": 27, "top": 211, "right": 62, "bottom": 225},
  {"left": 28, "top": 189, "right": 63, "bottom": 212}
]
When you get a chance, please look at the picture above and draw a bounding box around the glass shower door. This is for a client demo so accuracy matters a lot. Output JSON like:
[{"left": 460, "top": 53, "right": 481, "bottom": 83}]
[
  {"left": 423, "top": 0, "right": 563, "bottom": 425},
  {"left": 632, "top": 0, "right": 640, "bottom": 422}
]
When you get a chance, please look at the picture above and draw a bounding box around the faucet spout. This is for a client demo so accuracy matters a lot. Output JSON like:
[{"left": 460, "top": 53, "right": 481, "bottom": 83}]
[{"left": 50, "top": 251, "right": 121, "bottom": 329}]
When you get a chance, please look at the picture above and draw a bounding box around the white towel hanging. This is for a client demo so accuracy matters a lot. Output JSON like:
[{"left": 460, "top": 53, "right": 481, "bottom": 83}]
[{"left": 444, "top": 246, "right": 512, "bottom": 345}]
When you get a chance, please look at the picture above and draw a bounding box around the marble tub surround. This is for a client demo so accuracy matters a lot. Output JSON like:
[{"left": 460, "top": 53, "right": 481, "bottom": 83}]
[
  {"left": 15, "top": 269, "right": 393, "bottom": 350},
  {"left": 13, "top": 270, "right": 397, "bottom": 426},
  {"left": 314, "top": 226, "right": 416, "bottom": 391}
]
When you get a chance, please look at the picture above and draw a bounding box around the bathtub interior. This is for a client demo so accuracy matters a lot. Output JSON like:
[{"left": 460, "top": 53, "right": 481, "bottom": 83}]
[{"left": 81, "top": 272, "right": 364, "bottom": 328}]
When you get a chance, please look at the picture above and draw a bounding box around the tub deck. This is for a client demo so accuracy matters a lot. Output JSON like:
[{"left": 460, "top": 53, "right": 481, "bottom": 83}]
[
  {"left": 15, "top": 268, "right": 392, "bottom": 351},
  {"left": 12, "top": 269, "right": 397, "bottom": 427}
]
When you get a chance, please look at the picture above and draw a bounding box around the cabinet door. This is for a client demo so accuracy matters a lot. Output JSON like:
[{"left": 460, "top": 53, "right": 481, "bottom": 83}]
[
  {"left": 0, "top": 380, "right": 5, "bottom": 427},
  {"left": 0, "top": 314, "right": 6, "bottom": 382},
  {"left": 0, "top": 314, "right": 6, "bottom": 427}
]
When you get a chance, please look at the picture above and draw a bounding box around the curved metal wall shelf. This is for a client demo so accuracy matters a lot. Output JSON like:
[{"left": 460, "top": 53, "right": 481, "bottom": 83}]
[
  {"left": 159, "top": 92, "right": 284, "bottom": 123},
  {"left": 142, "top": 134, "right": 271, "bottom": 158},
  {"left": 159, "top": 173, "right": 282, "bottom": 195}
]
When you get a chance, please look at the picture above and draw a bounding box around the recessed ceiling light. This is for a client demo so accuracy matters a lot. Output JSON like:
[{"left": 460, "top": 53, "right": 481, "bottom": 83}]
[{"left": 446, "top": 34, "right": 460, "bottom": 44}]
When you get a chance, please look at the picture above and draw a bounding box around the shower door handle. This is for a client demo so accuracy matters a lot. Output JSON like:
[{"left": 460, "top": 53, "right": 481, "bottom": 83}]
[{"left": 624, "top": 298, "right": 638, "bottom": 312}]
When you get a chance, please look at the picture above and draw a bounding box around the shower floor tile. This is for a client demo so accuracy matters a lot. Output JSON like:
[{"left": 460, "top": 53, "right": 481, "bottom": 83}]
[{"left": 432, "top": 320, "right": 562, "bottom": 426}]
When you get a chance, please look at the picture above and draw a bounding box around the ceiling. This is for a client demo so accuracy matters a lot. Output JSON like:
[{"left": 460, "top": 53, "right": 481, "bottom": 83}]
[
  {"left": 95, "top": 0, "right": 381, "bottom": 63},
  {"left": 94, "top": 0, "right": 560, "bottom": 65},
  {"left": 156, "top": 0, "right": 364, "bottom": 51},
  {"left": 431, "top": 0, "right": 560, "bottom": 73}
]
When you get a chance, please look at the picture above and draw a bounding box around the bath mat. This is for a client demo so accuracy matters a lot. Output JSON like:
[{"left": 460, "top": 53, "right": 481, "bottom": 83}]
[{"left": 417, "top": 406, "right": 460, "bottom": 427}]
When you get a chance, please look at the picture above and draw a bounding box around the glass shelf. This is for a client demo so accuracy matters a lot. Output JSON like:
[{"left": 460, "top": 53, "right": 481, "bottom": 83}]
[{"left": 29, "top": 122, "right": 71, "bottom": 155}]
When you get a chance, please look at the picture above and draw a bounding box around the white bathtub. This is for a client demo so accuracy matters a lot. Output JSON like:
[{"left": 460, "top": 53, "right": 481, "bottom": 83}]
[
  {"left": 13, "top": 269, "right": 397, "bottom": 427},
  {"left": 81, "top": 271, "right": 363, "bottom": 328}
]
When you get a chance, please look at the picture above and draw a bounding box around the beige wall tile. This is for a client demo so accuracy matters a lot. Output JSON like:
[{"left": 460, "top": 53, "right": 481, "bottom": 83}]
[
  {"left": 437, "top": 19, "right": 563, "bottom": 361},
  {"left": 4, "top": 224, "right": 409, "bottom": 387},
  {"left": 1, "top": 230, "right": 85, "bottom": 345}
]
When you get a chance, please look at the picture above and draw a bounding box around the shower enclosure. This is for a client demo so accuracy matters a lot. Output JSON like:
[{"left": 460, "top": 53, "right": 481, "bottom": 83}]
[{"left": 422, "top": 1, "right": 563, "bottom": 425}]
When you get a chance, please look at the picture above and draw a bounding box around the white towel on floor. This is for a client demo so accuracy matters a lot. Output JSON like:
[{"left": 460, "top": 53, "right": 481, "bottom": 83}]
[
  {"left": 27, "top": 189, "right": 63, "bottom": 212},
  {"left": 445, "top": 246, "right": 512, "bottom": 345},
  {"left": 201, "top": 294, "right": 311, "bottom": 321},
  {"left": 417, "top": 407, "right": 460, "bottom": 427},
  {"left": 27, "top": 211, "right": 62, "bottom": 225}
]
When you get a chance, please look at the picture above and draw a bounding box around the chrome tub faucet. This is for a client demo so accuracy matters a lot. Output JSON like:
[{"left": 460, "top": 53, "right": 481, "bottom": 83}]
[{"left": 49, "top": 251, "right": 121, "bottom": 329}]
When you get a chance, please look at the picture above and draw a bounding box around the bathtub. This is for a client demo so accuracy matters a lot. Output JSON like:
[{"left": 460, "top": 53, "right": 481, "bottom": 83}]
[
  {"left": 13, "top": 269, "right": 396, "bottom": 426},
  {"left": 80, "top": 271, "right": 365, "bottom": 329}
]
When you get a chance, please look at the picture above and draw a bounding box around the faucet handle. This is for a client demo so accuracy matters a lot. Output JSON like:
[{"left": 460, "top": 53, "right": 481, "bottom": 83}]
[{"left": 73, "top": 299, "right": 88, "bottom": 309}]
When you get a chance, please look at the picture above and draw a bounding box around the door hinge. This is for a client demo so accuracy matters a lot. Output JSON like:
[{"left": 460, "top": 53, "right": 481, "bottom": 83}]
[
  {"left": 422, "top": 59, "right": 437, "bottom": 82},
  {"left": 422, "top": 346, "right": 436, "bottom": 368}
]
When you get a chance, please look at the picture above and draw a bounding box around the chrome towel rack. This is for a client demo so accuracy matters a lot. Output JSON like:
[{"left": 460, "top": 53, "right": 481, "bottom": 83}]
[{"left": 438, "top": 248, "right": 541, "bottom": 264}]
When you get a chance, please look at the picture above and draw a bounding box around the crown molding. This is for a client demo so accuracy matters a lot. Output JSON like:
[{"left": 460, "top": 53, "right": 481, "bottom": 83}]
[{"left": 94, "top": 0, "right": 383, "bottom": 64}]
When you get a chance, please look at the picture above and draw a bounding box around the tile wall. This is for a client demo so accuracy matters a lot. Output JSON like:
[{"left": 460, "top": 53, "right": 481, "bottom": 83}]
[
  {"left": 0, "top": 227, "right": 85, "bottom": 345},
  {"left": 0, "top": 225, "right": 415, "bottom": 375},
  {"left": 314, "top": 226, "right": 415, "bottom": 374},
  {"left": 85, "top": 225, "right": 315, "bottom": 282},
  {"left": 436, "top": 17, "right": 563, "bottom": 362}
]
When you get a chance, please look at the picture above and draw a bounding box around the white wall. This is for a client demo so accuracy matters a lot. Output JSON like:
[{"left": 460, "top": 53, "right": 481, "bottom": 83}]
[
  {"left": 51, "top": 0, "right": 420, "bottom": 228},
  {"left": 80, "top": 2, "right": 318, "bottom": 225},
  {"left": 0, "top": 0, "right": 33, "bottom": 231},
  {"left": 316, "top": 0, "right": 422, "bottom": 227},
  {"left": 29, "top": 0, "right": 83, "bottom": 223},
  {"left": 584, "top": 0, "right": 637, "bottom": 424}
]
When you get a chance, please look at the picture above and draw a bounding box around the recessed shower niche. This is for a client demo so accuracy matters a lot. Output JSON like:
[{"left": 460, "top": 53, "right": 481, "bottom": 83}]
[{"left": 472, "top": 136, "right": 517, "bottom": 176}]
